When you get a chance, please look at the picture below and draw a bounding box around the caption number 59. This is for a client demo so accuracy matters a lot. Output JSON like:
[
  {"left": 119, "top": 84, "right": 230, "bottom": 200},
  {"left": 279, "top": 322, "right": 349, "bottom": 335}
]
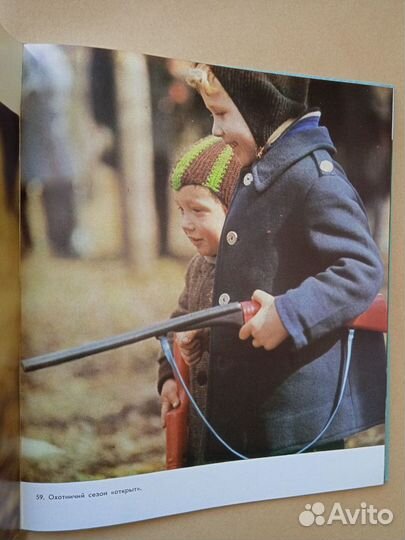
[{"left": 36, "top": 494, "right": 44, "bottom": 500}]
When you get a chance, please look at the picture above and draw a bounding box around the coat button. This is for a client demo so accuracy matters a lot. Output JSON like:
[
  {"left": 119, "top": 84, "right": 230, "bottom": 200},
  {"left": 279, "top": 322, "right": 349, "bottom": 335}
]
[
  {"left": 320, "top": 159, "right": 334, "bottom": 173},
  {"left": 226, "top": 231, "right": 238, "bottom": 245},
  {"left": 219, "top": 293, "right": 230, "bottom": 305},
  {"left": 243, "top": 172, "right": 253, "bottom": 186}
]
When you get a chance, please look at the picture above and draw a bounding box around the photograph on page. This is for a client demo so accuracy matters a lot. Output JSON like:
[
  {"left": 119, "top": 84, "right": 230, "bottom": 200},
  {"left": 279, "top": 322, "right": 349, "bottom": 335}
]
[{"left": 19, "top": 43, "right": 392, "bottom": 531}]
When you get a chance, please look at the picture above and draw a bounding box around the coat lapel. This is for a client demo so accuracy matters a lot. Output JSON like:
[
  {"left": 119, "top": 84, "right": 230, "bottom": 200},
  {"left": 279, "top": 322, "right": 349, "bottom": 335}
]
[{"left": 252, "top": 126, "right": 336, "bottom": 192}]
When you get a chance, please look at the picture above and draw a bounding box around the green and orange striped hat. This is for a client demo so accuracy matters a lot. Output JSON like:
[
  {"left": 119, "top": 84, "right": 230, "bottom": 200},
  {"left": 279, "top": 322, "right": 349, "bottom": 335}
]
[{"left": 170, "top": 136, "right": 241, "bottom": 208}]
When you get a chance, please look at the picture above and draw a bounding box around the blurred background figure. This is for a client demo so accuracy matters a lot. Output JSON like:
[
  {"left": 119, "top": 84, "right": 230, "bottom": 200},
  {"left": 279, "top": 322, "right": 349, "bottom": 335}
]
[
  {"left": 147, "top": 56, "right": 176, "bottom": 257},
  {"left": 21, "top": 44, "right": 78, "bottom": 258},
  {"left": 89, "top": 48, "right": 119, "bottom": 171}
]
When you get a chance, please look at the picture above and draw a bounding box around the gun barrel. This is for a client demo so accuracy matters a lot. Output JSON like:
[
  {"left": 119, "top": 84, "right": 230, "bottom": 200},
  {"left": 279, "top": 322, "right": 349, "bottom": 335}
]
[
  {"left": 22, "top": 302, "right": 245, "bottom": 372},
  {"left": 21, "top": 294, "right": 387, "bottom": 373}
]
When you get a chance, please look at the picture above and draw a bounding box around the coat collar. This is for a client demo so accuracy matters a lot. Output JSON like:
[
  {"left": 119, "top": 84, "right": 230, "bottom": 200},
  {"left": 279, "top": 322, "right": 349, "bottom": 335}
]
[{"left": 251, "top": 125, "right": 336, "bottom": 192}]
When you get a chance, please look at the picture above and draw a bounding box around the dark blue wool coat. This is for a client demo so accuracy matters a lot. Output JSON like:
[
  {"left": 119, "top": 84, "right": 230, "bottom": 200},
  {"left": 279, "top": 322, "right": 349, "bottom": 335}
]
[{"left": 205, "top": 122, "right": 387, "bottom": 461}]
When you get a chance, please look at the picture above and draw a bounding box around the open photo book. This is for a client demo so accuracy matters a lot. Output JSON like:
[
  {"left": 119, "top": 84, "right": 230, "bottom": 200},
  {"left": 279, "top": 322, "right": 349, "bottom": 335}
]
[{"left": 0, "top": 19, "right": 397, "bottom": 539}]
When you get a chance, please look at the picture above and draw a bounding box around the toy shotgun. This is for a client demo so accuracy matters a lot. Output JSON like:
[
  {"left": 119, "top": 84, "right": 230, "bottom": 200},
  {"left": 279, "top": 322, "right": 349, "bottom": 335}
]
[{"left": 22, "top": 294, "right": 387, "bottom": 373}]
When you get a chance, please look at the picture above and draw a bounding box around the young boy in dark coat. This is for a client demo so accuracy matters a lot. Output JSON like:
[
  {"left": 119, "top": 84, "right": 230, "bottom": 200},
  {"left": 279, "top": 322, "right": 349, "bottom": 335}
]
[{"left": 185, "top": 64, "right": 387, "bottom": 462}]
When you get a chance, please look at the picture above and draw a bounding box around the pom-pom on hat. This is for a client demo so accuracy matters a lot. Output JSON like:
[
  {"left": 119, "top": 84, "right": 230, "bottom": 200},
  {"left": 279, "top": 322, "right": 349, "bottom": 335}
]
[
  {"left": 210, "top": 65, "right": 310, "bottom": 148},
  {"left": 170, "top": 136, "right": 241, "bottom": 208}
]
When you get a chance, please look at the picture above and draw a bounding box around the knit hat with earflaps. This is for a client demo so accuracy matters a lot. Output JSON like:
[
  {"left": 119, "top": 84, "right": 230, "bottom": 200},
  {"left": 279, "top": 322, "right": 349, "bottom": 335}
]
[
  {"left": 170, "top": 136, "right": 241, "bottom": 208},
  {"left": 210, "top": 65, "right": 310, "bottom": 148}
]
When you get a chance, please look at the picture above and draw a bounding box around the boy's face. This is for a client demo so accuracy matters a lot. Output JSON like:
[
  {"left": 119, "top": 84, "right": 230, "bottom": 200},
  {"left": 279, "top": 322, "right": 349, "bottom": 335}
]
[
  {"left": 175, "top": 185, "right": 226, "bottom": 257},
  {"left": 200, "top": 80, "right": 257, "bottom": 168}
]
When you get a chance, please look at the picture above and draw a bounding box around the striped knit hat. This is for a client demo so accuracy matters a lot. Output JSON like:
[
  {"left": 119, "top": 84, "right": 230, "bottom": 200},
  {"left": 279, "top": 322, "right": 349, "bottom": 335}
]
[
  {"left": 210, "top": 65, "right": 309, "bottom": 148},
  {"left": 170, "top": 136, "right": 241, "bottom": 208}
]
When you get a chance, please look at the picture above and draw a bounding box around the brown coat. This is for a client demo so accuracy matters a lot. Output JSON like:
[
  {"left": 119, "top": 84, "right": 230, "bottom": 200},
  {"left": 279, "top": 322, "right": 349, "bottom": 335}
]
[{"left": 158, "top": 253, "right": 215, "bottom": 465}]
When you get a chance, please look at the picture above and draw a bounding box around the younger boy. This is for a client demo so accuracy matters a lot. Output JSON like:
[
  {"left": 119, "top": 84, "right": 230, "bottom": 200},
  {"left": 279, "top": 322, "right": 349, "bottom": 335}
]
[
  {"left": 158, "top": 135, "right": 241, "bottom": 465},
  {"left": 185, "top": 65, "right": 386, "bottom": 462}
]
